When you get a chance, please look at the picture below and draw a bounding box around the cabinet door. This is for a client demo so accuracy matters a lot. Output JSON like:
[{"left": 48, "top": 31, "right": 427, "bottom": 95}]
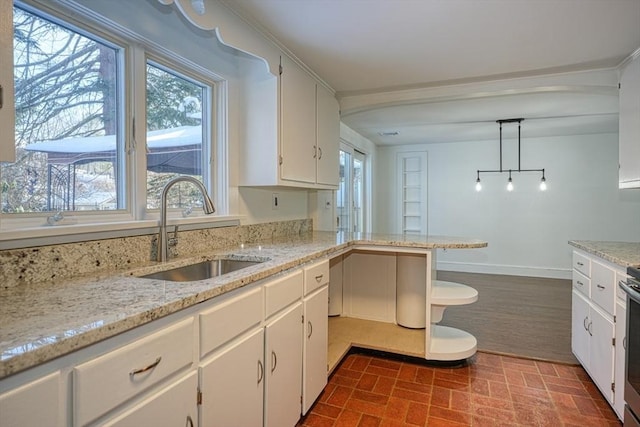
[
  {"left": 199, "top": 328, "right": 264, "bottom": 427},
  {"left": 614, "top": 299, "right": 627, "bottom": 419},
  {"left": 571, "top": 289, "right": 590, "bottom": 366},
  {"left": 0, "top": 371, "right": 59, "bottom": 427},
  {"left": 280, "top": 55, "right": 316, "bottom": 184},
  {"left": 619, "top": 54, "right": 640, "bottom": 189},
  {"left": 316, "top": 84, "right": 340, "bottom": 186},
  {"left": 303, "top": 286, "right": 329, "bottom": 414},
  {"left": 265, "top": 302, "right": 303, "bottom": 427},
  {"left": 0, "top": 2, "right": 15, "bottom": 162},
  {"left": 103, "top": 371, "right": 197, "bottom": 427},
  {"left": 590, "top": 305, "right": 615, "bottom": 403}
]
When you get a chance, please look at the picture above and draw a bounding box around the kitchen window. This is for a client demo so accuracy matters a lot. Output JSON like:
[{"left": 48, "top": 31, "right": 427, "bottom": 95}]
[
  {"left": 0, "top": 2, "right": 224, "bottom": 236},
  {"left": 337, "top": 145, "right": 366, "bottom": 233}
]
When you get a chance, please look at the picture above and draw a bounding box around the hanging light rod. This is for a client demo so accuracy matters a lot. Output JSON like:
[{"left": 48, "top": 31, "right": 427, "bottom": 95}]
[{"left": 475, "top": 118, "right": 547, "bottom": 191}]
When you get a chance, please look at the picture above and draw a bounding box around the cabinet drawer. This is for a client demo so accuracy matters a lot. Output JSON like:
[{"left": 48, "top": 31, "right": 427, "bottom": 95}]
[
  {"left": 591, "top": 261, "right": 616, "bottom": 316},
  {"left": 304, "top": 260, "right": 329, "bottom": 295},
  {"left": 74, "top": 318, "right": 194, "bottom": 426},
  {"left": 572, "top": 270, "right": 590, "bottom": 297},
  {"left": 0, "top": 371, "right": 60, "bottom": 427},
  {"left": 573, "top": 251, "right": 591, "bottom": 277},
  {"left": 200, "top": 286, "right": 263, "bottom": 358},
  {"left": 265, "top": 270, "right": 303, "bottom": 318}
]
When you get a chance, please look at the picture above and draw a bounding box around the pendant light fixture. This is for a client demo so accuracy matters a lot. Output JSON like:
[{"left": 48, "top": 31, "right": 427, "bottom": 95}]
[{"left": 475, "top": 118, "right": 547, "bottom": 192}]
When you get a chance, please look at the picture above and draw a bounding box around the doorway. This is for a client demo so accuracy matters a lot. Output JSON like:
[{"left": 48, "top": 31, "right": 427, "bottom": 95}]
[{"left": 338, "top": 145, "right": 366, "bottom": 233}]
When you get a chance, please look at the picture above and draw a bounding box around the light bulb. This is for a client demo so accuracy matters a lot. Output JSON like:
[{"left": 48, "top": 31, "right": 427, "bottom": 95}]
[
  {"left": 540, "top": 177, "right": 547, "bottom": 191},
  {"left": 507, "top": 178, "right": 514, "bottom": 192},
  {"left": 475, "top": 179, "right": 482, "bottom": 192}
]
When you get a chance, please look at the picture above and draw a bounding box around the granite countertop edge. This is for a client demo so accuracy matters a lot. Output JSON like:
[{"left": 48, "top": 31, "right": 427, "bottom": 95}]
[
  {"left": 568, "top": 240, "right": 640, "bottom": 268},
  {"left": 0, "top": 232, "right": 487, "bottom": 380}
]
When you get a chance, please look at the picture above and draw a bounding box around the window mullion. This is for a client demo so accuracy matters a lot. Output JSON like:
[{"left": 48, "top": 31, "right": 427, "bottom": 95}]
[{"left": 131, "top": 45, "right": 148, "bottom": 221}]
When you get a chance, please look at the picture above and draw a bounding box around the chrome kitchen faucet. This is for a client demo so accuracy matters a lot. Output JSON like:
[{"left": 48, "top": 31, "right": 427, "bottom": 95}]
[{"left": 157, "top": 176, "right": 215, "bottom": 262}]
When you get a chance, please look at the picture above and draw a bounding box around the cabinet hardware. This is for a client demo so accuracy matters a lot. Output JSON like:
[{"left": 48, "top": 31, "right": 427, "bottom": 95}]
[
  {"left": 613, "top": 337, "right": 616, "bottom": 346},
  {"left": 612, "top": 382, "right": 615, "bottom": 392},
  {"left": 257, "top": 360, "right": 264, "bottom": 384},
  {"left": 313, "top": 145, "right": 317, "bottom": 158},
  {"left": 587, "top": 321, "right": 593, "bottom": 337},
  {"left": 318, "top": 147, "right": 323, "bottom": 159},
  {"left": 624, "top": 337, "right": 627, "bottom": 350},
  {"left": 271, "top": 350, "right": 277, "bottom": 373},
  {"left": 583, "top": 316, "right": 589, "bottom": 331},
  {"left": 0, "top": 84, "right": 3, "bottom": 109},
  {"left": 577, "top": 280, "right": 584, "bottom": 286},
  {"left": 597, "top": 284, "right": 605, "bottom": 290},
  {"left": 308, "top": 321, "right": 313, "bottom": 339},
  {"left": 197, "top": 389, "right": 202, "bottom": 405},
  {"left": 315, "top": 274, "right": 324, "bottom": 282},
  {"left": 129, "top": 356, "right": 162, "bottom": 378},
  {"left": 279, "top": 155, "right": 283, "bottom": 165},
  {"left": 186, "top": 415, "right": 194, "bottom": 427},
  {"left": 577, "top": 262, "right": 584, "bottom": 266}
]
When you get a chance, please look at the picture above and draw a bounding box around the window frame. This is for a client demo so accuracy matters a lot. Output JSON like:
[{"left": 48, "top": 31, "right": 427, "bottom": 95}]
[{"left": 0, "top": 0, "right": 232, "bottom": 246}]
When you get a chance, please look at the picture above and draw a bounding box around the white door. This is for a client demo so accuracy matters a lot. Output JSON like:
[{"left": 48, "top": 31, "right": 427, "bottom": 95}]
[
  {"left": 280, "top": 55, "right": 316, "bottom": 184},
  {"left": 199, "top": 329, "right": 264, "bottom": 427},
  {"left": 264, "top": 303, "right": 303, "bottom": 427},
  {"left": 302, "top": 286, "right": 329, "bottom": 414},
  {"left": 571, "top": 289, "right": 590, "bottom": 366},
  {"left": 614, "top": 299, "right": 627, "bottom": 418},
  {"left": 590, "top": 306, "right": 615, "bottom": 403},
  {"left": 338, "top": 145, "right": 368, "bottom": 233}
]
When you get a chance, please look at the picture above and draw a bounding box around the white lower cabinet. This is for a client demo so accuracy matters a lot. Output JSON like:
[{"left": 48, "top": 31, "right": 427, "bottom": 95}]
[
  {"left": 571, "top": 248, "right": 626, "bottom": 420},
  {"left": 265, "top": 302, "right": 304, "bottom": 427},
  {"left": 572, "top": 289, "right": 615, "bottom": 402},
  {"left": 0, "top": 371, "right": 60, "bottom": 427},
  {"left": 302, "top": 286, "right": 329, "bottom": 414},
  {"left": 102, "top": 371, "right": 198, "bottom": 427},
  {"left": 199, "top": 328, "right": 265, "bottom": 427},
  {"left": 614, "top": 298, "right": 627, "bottom": 418}
]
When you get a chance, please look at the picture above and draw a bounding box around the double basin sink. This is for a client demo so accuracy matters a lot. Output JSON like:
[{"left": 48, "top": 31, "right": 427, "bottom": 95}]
[{"left": 140, "top": 258, "right": 267, "bottom": 282}]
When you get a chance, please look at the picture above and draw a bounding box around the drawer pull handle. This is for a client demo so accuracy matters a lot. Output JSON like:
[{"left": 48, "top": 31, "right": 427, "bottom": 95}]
[
  {"left": 577, "top": 262, "right": 584, "bottom": 266},
  {"left": 315, "top": 274, "right": 324, "bottom": 282},
  {"left": 271, "top": 351, "right": 277, "bottom": 373},
  {"left": 583, "top": 316, "right": 589, "bottom": 331},
  {"left": 257, "top": 360, "right": 264, "bottom": 384},
  {"left": 588, "top": 321, "right": 593, "bottom": 337},
  {"left": 129, "top": 356, "right": 162, "bottom": 378},
  {"left": 308, "top": 321, "right": 313, "bottom": 339},
  {"left": 577, "top": 280, "right": 584, "bottom": 286},
  {"left": 597, "top": 284, "right": 605, "bottom": 290},
  {"left": 624, "top": 337, "right": 627, "bottom": 350}
]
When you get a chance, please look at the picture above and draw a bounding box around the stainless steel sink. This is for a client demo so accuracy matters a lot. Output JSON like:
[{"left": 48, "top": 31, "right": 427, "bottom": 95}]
[{"left": 140, "top": 258, "right": 264, "bottom": 282}]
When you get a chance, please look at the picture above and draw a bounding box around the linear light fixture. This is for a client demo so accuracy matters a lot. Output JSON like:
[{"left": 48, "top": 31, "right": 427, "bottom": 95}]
[{"left": 475, "top": 118, "right": 547, "bottom": 192}]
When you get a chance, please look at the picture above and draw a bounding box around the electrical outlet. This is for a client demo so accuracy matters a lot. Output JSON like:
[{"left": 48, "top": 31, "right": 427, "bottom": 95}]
[{"left": 272, "top": 193, "right": 279, "bottom": 210}]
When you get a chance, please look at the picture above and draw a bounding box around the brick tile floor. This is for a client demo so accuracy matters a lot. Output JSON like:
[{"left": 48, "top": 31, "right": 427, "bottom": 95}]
[{"left": 298, "top": 351, "right": 621, "bottom": 427}]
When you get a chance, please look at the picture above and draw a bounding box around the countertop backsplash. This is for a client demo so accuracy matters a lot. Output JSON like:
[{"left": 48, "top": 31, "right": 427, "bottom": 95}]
[{"left": 0, "top": 219, "right": 312, "bottom": 289}]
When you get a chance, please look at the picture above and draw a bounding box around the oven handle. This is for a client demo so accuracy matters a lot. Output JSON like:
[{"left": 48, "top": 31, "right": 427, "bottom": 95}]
[{"left": 620, "top": 280, "right": 640, "bottom": 305}]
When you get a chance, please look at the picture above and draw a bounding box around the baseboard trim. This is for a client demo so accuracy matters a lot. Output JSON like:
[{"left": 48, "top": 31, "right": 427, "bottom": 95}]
[{"left": 436, "top": 261, "right": 572, "bottom": 280}]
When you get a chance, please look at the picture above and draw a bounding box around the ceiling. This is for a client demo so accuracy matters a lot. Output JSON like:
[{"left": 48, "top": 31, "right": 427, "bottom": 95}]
[{"left": 223, "top": 0, "right": 640, "bottom": 145}]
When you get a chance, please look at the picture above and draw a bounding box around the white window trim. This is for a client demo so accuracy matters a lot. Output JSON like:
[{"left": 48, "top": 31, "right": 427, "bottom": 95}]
[{"left": 1, "top": 0, "right": 231, "bottom": 247}]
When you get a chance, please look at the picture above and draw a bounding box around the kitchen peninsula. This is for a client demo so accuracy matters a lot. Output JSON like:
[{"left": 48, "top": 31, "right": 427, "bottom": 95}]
[{"left": 0, "top": 228, "right": 486, "bottom": 426}]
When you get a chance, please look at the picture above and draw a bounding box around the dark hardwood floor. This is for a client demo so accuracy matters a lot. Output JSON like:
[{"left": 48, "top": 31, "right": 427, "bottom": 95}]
[{"left": 437, "top": 270, "right": 577, "bottom": 365}]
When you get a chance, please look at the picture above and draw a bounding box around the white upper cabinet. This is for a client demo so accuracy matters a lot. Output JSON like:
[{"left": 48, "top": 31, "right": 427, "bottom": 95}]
[
  {"left": 0, "top": 3, "right": 15, "bottom": 163},
  {"left": 619, "top": 51, "right": 640, "bottom": 189},
  {"left": 239, "top": 54, "right": 340, "bottom": 189},
  {"left": 280, "top": 54, "right": 318, "bottom": 184}
]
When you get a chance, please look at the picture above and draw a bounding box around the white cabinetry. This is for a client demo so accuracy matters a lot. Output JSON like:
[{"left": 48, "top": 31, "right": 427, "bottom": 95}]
[
  {"left": 570, "top": 249, "right": 626, "bottom": 420},
  {"left": 240, "top": 55, "right": 339, "bottom": 189},
  {"left": 199, "top": 329, "right": 265, "bottom": 427},
  {"left": 265, "top": 302, "right": 303, "bottom": 427},
  {"left": 0, "top": 371, "right": 60, "bottom": 427},
  {"left": 619, "top": 50, "right": 640, "bottom": 189},
  {"left": 0, "top": 2, "right": 15, "bottom": 162},
  {"left": 302, "top": 260, "right": 329, "bottom": 414}
]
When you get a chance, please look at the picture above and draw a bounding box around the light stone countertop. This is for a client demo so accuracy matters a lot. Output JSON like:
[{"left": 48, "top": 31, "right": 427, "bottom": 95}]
[
  {"left": 0, "top": 231, "right": 486, "bottom": 379},
  {"left": 568, "top": 240, "right": 640, "bottom": 268}
]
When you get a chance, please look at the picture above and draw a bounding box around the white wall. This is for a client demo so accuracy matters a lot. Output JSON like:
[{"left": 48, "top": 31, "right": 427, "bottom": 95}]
[
  {"left": 376, "top": 133, "right": 640, "bottom": 278},
  {"left": 238, "top": 187, "right": 309, "bottom": 224}
]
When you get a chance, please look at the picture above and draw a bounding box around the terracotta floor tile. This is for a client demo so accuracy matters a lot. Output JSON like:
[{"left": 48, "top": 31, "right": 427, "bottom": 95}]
[
  {"left": 305, "top": 352, "right": 622, "bottom": 427},
  {"left": 356, "top": 373, "right": 378, "bottom": 392},
  {"left": 405, "top": 401, "right": 428, "bottom": 426},
  {"left": 357, "top": 414, "right": 381, "bottom": 427}
]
